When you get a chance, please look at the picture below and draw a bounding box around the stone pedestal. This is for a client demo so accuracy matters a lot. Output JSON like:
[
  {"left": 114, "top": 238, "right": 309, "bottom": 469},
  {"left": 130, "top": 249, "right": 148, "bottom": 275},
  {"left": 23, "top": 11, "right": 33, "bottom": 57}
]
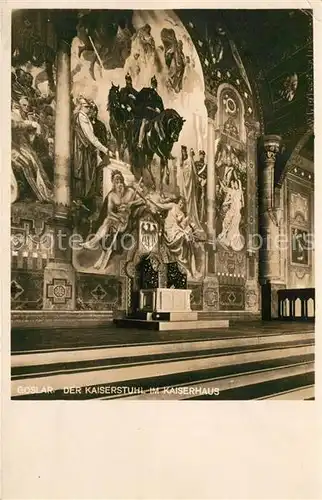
[{"left": 140, "top": 288, "right": 192, "bottom": 313}]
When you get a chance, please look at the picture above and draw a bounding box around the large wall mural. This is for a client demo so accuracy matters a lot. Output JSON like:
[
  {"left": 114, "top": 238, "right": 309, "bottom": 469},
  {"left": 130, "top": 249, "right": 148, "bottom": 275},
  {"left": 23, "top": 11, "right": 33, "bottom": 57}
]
[
  {"left": 11, "top": 9, "right": 263, "bottom": 313},
  {"left": 70, "top": 10, "right": 208, "bottom": 281},
  {"left": 215, "top": 86, "right": 247, "bottom": 253}
]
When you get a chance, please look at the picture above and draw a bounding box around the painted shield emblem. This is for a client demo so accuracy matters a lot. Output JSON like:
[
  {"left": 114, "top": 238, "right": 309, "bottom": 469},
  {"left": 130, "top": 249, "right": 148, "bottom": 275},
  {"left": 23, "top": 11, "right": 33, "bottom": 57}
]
[{"left": 140, "top": 220, "right": 158, "bottom": 252}]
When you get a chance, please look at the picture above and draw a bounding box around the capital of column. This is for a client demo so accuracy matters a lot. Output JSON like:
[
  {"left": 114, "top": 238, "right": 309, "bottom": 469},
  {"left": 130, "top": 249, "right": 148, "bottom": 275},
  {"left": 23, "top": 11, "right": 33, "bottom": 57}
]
[
  {"left": 245, "top": 119, "right": 261, "bottom": 140},
  {"left": 204, "top": 93, "right": 218, "bottom": 121},
  {"left": 261, "top": 135, "right": 282, "bottom": 164}
]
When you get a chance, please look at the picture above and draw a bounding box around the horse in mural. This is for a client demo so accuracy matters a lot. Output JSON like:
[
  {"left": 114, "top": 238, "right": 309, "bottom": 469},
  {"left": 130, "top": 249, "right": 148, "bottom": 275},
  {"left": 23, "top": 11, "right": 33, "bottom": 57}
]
[{"left": 126, "top": 108, "right": 185, "bottom": 194}]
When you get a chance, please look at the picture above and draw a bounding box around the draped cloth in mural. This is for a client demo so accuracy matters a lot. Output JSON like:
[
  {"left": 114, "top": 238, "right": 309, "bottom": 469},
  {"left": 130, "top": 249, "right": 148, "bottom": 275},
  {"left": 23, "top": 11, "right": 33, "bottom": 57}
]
[
  {"left": 148, "top": 197, "right": 204, "bottom": 280},
  {"left": 11, "top": 111, "right": 53, "bottom": 202},
  {"left": 217, "top": 179, "right": 244, "bottom": 251},
  {"left": 177, "top": 149, "right": 202, "bottom": 230},
  {"left": 73, "top": 109, "right": 108, "bottom": 200},
  {"left": 163, "top": 201, "right": 204, "bottom": 280},
  {"left": 76, "top": 174, "right": 146, "bottom": 271}
]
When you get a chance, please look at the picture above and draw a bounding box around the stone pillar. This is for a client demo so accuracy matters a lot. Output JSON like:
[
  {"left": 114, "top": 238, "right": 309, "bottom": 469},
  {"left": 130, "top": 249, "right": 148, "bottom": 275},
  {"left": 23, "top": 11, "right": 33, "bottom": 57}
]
[
  {"left": 54, "top": 39, "right": 72, "bottom": 213},
  {"left": 204, "top": 94, "right": 218, "bottom": 236},
  {"left": 203, "top": 95, "right": 219, "bottom": 311},
  {"left": 43, "top": 36, "right": 76, "bottom": 311},
  {"left": 259, "top": 135, "right": 285, "bottom": 319},
  {"left": 245, "top": 119, "right": 261, "bottom": 314}
]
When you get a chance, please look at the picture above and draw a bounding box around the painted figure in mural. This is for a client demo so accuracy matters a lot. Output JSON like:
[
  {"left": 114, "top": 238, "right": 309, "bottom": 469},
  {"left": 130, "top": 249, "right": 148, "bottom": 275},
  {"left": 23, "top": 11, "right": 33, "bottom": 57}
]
[
  {"left": 223, "top": 117, "right": 239, "bottom": 139},
  {"left": 119, "top": 73, "right": 138, "bottom": 118},
  {"left": 292, "top": 228, "right": 308, "bottom": 265},
  {"left": 132, "top": 24, "right": 157, "bottom": 64},
  {"left": 89, "top": 102, "right": 109, "bottom": 162},
  {"left": 195, "top": 150, "right": 207, "bottom": 224},
  {"left": 127, "top": 107, "right": 185, "bottom": 193},
  {"left": 152, "top": 196, "right": 204, "bottom": 280},
  {"left": 108, "top": 82, "right": 132, "bottom": 161},
  {"left": 279, "top": 73, "right": 298, "bottom": 102},
  {"left": 135, "top": 76, "right": 165, "bottom": 150},
  {"left": 217, "top": 178, "right": 244, "bottom": 252},
  {"left": 12, "top": 71, "right": 28, "bottom": 102},
  {"left": 160, "top": 28, "right": 186, "bottom": 93},
  {"left": 177, "top": 146, "right": 202, "bottom": 229},
  {"left": 73, "top": 95, "right": 113, "bottom": 203},
  {"left": 13, "top": 68, "right": 54, "bottom": 109},
  {"left": 11, "top": 100, "right": 53, "bottom": 203},
  {"left": 80, "top": 171, "right": 146, "bottom": 270},
  {"left": 76, "top": 11, "right": 134, "bottom": 79}
]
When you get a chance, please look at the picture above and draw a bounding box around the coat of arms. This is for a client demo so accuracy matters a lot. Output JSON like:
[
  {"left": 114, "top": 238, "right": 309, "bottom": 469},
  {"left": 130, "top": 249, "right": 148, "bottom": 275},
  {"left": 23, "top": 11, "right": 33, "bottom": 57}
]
[{"left": 139, "top": 220, "right": 159, "bottom": 252}]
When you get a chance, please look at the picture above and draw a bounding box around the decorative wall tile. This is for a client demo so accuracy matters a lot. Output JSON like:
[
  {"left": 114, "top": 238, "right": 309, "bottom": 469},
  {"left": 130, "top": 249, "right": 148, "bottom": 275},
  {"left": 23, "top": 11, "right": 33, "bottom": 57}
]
[{"left": 11, "top": 270, "right": 43, "bottom": 310}]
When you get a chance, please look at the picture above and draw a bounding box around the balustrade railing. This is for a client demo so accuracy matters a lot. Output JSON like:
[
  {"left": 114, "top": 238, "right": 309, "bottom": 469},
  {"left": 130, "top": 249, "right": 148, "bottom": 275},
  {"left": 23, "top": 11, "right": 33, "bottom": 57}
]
[{"left": 278, "top": 288, "right": 315, "bottom": 321}]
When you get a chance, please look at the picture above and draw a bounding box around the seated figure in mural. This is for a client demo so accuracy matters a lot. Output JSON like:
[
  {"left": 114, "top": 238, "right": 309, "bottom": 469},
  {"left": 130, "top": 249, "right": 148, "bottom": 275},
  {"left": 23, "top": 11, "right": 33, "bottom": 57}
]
[
  {"left": 135, "top": 75, "right": 165, "bottom": 149},
  {"left": 73, "top": 95, "right": 114, "bottom": 204},
  {"left": 79, "top": 170, "right": 146, "bottom": 271},
  {"left": 217, "top": 178, "right": 244, "bottom": 252},
  {"left": 11, "top": 98, "right": 53, "bottom": 203},
  {"left": 13, "top": 68, "right": 54, "bottom": 111},
  {"left": 151, "top": 196, "right": 204, "bottom": 280}
]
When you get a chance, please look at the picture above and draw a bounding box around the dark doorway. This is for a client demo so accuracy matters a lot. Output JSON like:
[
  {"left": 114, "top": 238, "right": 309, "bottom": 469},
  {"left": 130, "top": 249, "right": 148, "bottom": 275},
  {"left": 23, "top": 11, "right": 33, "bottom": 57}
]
[{"left": 261, "top": 282, "right": 272, "bottom": 320}]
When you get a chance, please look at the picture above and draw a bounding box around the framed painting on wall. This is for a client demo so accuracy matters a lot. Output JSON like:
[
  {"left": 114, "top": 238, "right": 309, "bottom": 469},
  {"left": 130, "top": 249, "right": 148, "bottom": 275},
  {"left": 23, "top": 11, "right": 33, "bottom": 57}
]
[{"left": 290, "top": 227, "right": 310, "bottom": 266}]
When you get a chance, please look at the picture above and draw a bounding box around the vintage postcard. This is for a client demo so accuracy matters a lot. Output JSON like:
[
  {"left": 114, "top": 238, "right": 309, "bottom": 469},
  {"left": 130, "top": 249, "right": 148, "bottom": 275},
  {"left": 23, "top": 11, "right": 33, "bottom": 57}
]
[
  {"left": 9, "top": 5, "right": 315, "bottom": 402},
  {"left": 2, "top": 2, "right": 321, "bottom": 499}
]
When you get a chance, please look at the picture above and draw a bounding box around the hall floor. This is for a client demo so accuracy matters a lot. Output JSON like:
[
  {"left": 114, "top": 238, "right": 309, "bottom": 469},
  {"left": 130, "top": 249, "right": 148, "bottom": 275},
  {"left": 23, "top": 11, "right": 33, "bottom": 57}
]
[{"left": 11, "top": 321, "right": 314, "bottom": 401}]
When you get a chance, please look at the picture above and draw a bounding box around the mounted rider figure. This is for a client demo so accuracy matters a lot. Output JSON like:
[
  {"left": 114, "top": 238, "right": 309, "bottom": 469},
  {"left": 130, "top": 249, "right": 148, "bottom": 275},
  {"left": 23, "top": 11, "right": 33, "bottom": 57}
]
[
  {"left": 119, "top": 73, "right": 138, "bottom": 119},
  {"left": 135, "top": 75, "right": 165, "bottom": 149}
]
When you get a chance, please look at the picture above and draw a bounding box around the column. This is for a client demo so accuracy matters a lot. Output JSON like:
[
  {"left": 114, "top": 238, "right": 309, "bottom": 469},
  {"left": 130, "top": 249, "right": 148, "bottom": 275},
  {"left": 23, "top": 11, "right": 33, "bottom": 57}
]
[
  {"left": 259, "top": 135, "right": 285, "bottom": 319},
  {"left": 54, "top": 39, "right": 72, "bottom": 213},
  {"left": 204, "top": 94, "right": 217, "bottom": 236},
  {"left": 43, "top": 34, "right": 76, "bottom": 311},
  {"left": 203, "top": 95, "right": 219, "bottom": 311},
  {"left": 245, "top": 119, "right": 261, "bottom": 313}
]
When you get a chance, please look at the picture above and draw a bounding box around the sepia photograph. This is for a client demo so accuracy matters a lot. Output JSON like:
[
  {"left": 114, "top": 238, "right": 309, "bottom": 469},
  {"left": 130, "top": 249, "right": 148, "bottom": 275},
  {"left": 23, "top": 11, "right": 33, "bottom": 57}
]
[{"left": 10, "top": 7, "right": 315, "bottom": 401}]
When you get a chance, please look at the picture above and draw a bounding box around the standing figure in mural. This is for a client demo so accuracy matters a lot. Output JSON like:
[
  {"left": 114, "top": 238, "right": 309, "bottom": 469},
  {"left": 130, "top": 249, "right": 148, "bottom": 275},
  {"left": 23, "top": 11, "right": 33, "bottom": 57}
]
[
  {"left": 217, "top": 178, "right": 244, "bottom": 252},
  {"left": 131, "top": 24, "right": 157, "bottom": 66},
  {"left": 195, "top": 150, "right": 207, "bottom": 224},
  {"left": 90, "top": 102, "right": 109, "bottom": 162},
  {"left": 136, "top": 75, "right": 165, "bottom": 150},
  {"left": 73, "top": 95, "right": 113, "bottom": 204},
  {"left": 160, "top": 28, "right": 186, "bottom": 93},
  {"left": 11, "top": 98, "right": 53, "bottom": 203},
  {"left": 177, "top": 146, "right": 202, "bottom": 229},
  {"left": 80, "top": 170, "right": 146, "bottom": 270}
]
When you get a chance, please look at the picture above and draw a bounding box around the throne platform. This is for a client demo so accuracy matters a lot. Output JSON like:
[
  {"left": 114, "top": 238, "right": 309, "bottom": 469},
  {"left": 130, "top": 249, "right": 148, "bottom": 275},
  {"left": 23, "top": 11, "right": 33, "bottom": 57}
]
[{"left": 114, "top": 288, "right": 229, "bottom": 331}]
